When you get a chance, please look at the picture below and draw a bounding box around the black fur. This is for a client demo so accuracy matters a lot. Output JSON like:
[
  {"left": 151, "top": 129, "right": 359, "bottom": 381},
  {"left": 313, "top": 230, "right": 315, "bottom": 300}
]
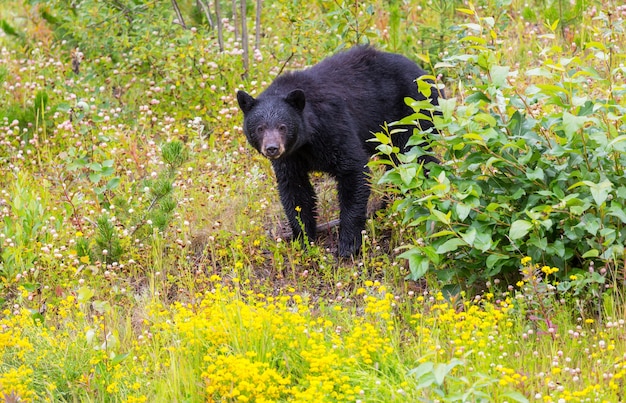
[{"left": 237, "top": 46, "right": 441, "bottom": 257}]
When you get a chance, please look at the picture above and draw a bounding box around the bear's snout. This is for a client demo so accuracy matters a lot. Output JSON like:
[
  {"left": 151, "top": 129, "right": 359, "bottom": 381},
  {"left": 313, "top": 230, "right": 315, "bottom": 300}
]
[
  {"left": 260, "top": 129, "right": 285, "bottom": 159},
  {"left": 264, "top": 145, "right": 280, "bottom": 157}
]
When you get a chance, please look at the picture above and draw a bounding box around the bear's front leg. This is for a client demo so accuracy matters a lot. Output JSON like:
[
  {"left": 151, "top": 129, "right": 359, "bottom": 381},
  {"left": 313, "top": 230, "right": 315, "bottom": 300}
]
[
  {"left": 273, "top": 162, "right": 318, "bottom": 247},
  {"left": 336, "top": 171, "right": 370, "bottom": 257}
]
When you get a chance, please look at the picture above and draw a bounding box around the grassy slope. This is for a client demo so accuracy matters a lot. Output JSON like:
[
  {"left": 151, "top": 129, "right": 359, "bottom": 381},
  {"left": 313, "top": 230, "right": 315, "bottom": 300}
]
[{"left": 1, "top": 0, "right": 625, "bottom": 402}]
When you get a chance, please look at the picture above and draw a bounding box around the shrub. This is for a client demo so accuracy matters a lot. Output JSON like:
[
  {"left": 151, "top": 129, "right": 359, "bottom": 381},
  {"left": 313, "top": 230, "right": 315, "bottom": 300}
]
[{"left": 374, "top": 6, "right": 626, "bottom": 289}]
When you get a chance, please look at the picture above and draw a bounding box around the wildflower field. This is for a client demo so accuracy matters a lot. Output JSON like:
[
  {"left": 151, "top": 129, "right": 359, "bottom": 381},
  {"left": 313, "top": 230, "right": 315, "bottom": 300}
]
[{"left": 1, "top": 0, "right": 626, "bottom": 402}]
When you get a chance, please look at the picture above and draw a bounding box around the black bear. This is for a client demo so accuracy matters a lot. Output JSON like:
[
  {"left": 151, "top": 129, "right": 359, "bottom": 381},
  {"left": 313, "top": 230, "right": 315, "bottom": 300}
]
[{"left": 237, "top": 45, "right": 441, "bottom": 257}]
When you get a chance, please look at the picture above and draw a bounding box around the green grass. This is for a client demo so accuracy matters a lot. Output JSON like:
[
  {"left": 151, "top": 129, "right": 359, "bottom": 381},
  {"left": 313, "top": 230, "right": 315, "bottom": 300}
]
[{"left": 1, "top": 0, "right": 625, "bottom": 402}]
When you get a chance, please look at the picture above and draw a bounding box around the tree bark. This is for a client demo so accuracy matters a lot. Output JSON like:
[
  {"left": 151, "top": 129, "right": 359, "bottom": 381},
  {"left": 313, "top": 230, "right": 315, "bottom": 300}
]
[
  {"left": 196, "top": 0, "right": 214, "bottom": 29},
  {"left": 214, "top": 0, "right": 224, "bottom": 51},
  {"left": 255, "top": 0, "right": 262, "bottom": 49},
  {"left": 171, "top": 0, "right": 187, "bottom": 29},
  {"left": 241, "top": 0, "right": 249, "bottom": 78},
  {"left": 232, "top": 0, "right": 239, "bottom": 40}
]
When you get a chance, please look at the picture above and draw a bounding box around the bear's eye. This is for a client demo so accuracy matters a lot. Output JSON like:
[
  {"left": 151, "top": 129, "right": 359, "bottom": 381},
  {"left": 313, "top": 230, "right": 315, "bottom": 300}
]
[
  {"left": 278, "top": 124, "right": 287, "bottom": 133},
  {"left": 255, "top": 126, "right": 265, "bottom": 135}
]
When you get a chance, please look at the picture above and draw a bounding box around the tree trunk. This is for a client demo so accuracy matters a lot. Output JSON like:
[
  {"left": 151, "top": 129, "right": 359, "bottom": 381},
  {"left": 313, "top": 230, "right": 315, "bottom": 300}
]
[
  {"left": 241, "top": 0, "right": 249, "bottom": 78},
  {"left": 196, "top": 0, "right": 214, "bottom": 29},
  {"left": 214, "top": 0, "right": 224, "bottom": 51},
  {"left": 171, "top": 0, "right": 187, "bottom": 29},
  {"left": 231, "top": 0, "right": 239, "bottom": 40},
  {"left": 255, "top": 0, "right": 262, "bottom": 49}
]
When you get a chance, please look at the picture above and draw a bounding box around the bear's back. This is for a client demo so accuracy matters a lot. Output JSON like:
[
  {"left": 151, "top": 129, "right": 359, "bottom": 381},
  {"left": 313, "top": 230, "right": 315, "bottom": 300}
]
[
  {"left": 257, "top": 46, "right": 438, "bottom": 161},
  {"left": 265, "top": 46, "right": 428, "bottom": 103}
]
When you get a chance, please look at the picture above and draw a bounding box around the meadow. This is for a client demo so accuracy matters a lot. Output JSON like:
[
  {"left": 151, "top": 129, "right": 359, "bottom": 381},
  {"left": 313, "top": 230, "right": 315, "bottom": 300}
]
[{"left": 1, "top": 0, "right": 625, "bottom": 402}]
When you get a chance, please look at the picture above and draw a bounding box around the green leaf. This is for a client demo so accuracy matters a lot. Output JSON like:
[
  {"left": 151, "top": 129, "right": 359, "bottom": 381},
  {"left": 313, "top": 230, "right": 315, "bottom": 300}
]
[
  {"left": 455, "top": 203, "right": 472, "bottom": 220},
  {"left": 101, "top": 166, "right": 115, "bottom": 176},
  {"left": 92, "top": 300, "right": 111, "bottom": 314},
  {"left": 416, "top": 79, "right": 433, "bottom": 98},
  {"left": 372, "top": 131, "right": 390, "bottom": 145},
  {"left": 526, "top": 167, "right": 545, "bottom": 181},
  {"left": 529, "top": 235, "right": 548, "bottom": 251},
  {"left": 489, "top": 65, "right": 510, "bottom": 88},
  {"left": 436, "top": 238, "right": 466, "bottom": 254},
  {"left": 376, "top": 144, "right": 393, "bottom": 155},
  {"left": 35, "top": 90, "right": 49, "bottom": 114},
  {"left": 561, "top": 111, "right": 587, "bottom": 139},
  {"left": 509, "top": 220, "right": 533, "bottom": 240},
  {"left": 486, "top": 254, "right": 507, "bottom": 269},
  {"left": 465, "top": 91, "right": 491, "bottom": 104},
  {"left": 429, "top": 230, "right": 456, "bottom": 238},
  {"left": 434, "top": 61, "right": 456, "bottom": 69},
  {"left": 420, "top": 245, "right": 441, "bottom": 265},
  {"left": 77, "top": 286, "right": 95, "bottom": 303},
  {"left": 536, "top": 83, "right": 569, "bottom": 96},
  {"left": 549, "top": 19, "right": 560, "bottom": 32},
  {"left": 433, "top": 363, "right": 449, "bottom": 386},
  {"left": 106, "top": 177, "right": 121, "bottom": 190},
  {"left": 398, "top": 249, "right": 431, "bottom": 280},
  {"left": 431, "top": 209, "right": 451, "bottom": 225},
  {"left": 457, "top": 7, "right": 475, "bottom": 15},
  {"left": 525, "top": 67, "right": 553, "bottom": 78},
  {"left": 589, "top": 180, "right": 612, "bottom": 207},
  {"left": 502, "top": 391, "right": 530, "bottom": 403},
  {"left": 438, "top": 98, "right": 456, "bottom": 120},
  {"left": 474, "top": 112, "right": 497, "bottom": 127},
  {"left": 408, "top": 362, "right": 434, "bottom": 380},
  {"left": 398, "top": 165, "right": 417, "bottom": 186},
  {"left": 460, "top": 227, "right": 476, "bottom": 246},
  {"left": 441, "top": 284, "right": 461, "bottom": 299},
  {"left": 585, "top": 41, "right": 607, "bottom": 51},
  {"left": 474, "top": 231, "right": 493, "bottom": 252},
  {"left": 409, "top": 362, "right": 435, "bottom": 389},
  {"left": 22, "top": 283, "right": 38, "bottom": 292},
  {"left": 1, "top": 20, "right": 21, "bottom": 37},
  {"left": 415, "top": 376, "right": 435, "bottom": 390},
  {"left": 89, "top": 172, "right": 102, "bottom": 183},
  {"left": 111, "top": 352, "right": 130, "bottom": 366},
  {"left": 607, "top": 135, "right": 626, "bottom": 152},
  {"left": 577, "top": 214, "right": 600, "bottom": 236},
  {"left": 607, "top": 205, "right": 626, "bottom": 224},
  {"left": 31, "top": 312, "right": 45, "bottom": 325},
  {"left": 56, "top": 102, "right": 71, "bottom": 113},
  {"left": 582, "top": 249, "right": 599, "bottom": 258},
  {"left": 433, "top": 359, "right": 462, "bottom": 386}
]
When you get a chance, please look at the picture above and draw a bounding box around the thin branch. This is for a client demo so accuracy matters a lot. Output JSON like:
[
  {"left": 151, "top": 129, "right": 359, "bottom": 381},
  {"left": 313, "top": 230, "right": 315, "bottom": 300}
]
[
  {"left": 214, "top": 0, "right": 224, "bottom": 51},
  {"left": 196, "top": 0, "right": 214, "bottom": 29},
  {"left": 277, "top": 52, "right": 293, "bottom": 76},
  {"left": 240, "top": 0, "right": 249, "bottom": 78},
  {"left": 232, "top": 0, "right": 239, "bottom": 40},
  {"left": 255, "top": 0, "right": 262, "bottom": 49},
  {"left": 171, "top": 0, "right": 187, "bottom": 29}
]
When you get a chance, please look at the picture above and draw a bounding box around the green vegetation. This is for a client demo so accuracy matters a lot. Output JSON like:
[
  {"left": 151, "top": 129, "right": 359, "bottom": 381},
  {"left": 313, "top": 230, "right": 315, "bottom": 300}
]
[
  {"left": 0, "top": 0, "right": 625, "bottom": 402},
  {"left": 375, "top": 4, "right": 626, "bottom": 291}
]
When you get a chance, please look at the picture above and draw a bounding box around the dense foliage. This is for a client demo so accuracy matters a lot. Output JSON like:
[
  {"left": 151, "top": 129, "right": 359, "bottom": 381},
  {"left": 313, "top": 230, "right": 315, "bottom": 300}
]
[{"left": 375, "top": 5, "right": 626, "bottom": 294}]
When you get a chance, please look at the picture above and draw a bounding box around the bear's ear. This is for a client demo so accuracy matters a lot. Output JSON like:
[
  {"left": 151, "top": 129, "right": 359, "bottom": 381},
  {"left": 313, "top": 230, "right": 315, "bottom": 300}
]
[
  {"left": 285, "top": 89, "right": 306, "bottom": 112},
  {"left": 237, "top": 90, "right": 256, "bottom": 114}
]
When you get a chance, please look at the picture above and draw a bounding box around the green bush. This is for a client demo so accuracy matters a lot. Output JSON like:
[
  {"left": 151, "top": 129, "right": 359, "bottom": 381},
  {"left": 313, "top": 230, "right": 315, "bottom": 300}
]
[{"left": 374, "top": 7, "right": 626, "bottom": 288}]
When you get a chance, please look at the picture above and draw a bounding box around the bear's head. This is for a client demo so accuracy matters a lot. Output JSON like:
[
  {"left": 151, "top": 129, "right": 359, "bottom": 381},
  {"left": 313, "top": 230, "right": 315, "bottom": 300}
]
[{"left": 236, "top": 89, "right": 306, "bottom": 160}]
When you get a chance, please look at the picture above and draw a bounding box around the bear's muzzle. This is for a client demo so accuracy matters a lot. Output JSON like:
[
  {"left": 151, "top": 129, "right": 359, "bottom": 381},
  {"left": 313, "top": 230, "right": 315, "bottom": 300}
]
[{"left": 261, "top": 129, "right": 286, "bottom": 159}]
